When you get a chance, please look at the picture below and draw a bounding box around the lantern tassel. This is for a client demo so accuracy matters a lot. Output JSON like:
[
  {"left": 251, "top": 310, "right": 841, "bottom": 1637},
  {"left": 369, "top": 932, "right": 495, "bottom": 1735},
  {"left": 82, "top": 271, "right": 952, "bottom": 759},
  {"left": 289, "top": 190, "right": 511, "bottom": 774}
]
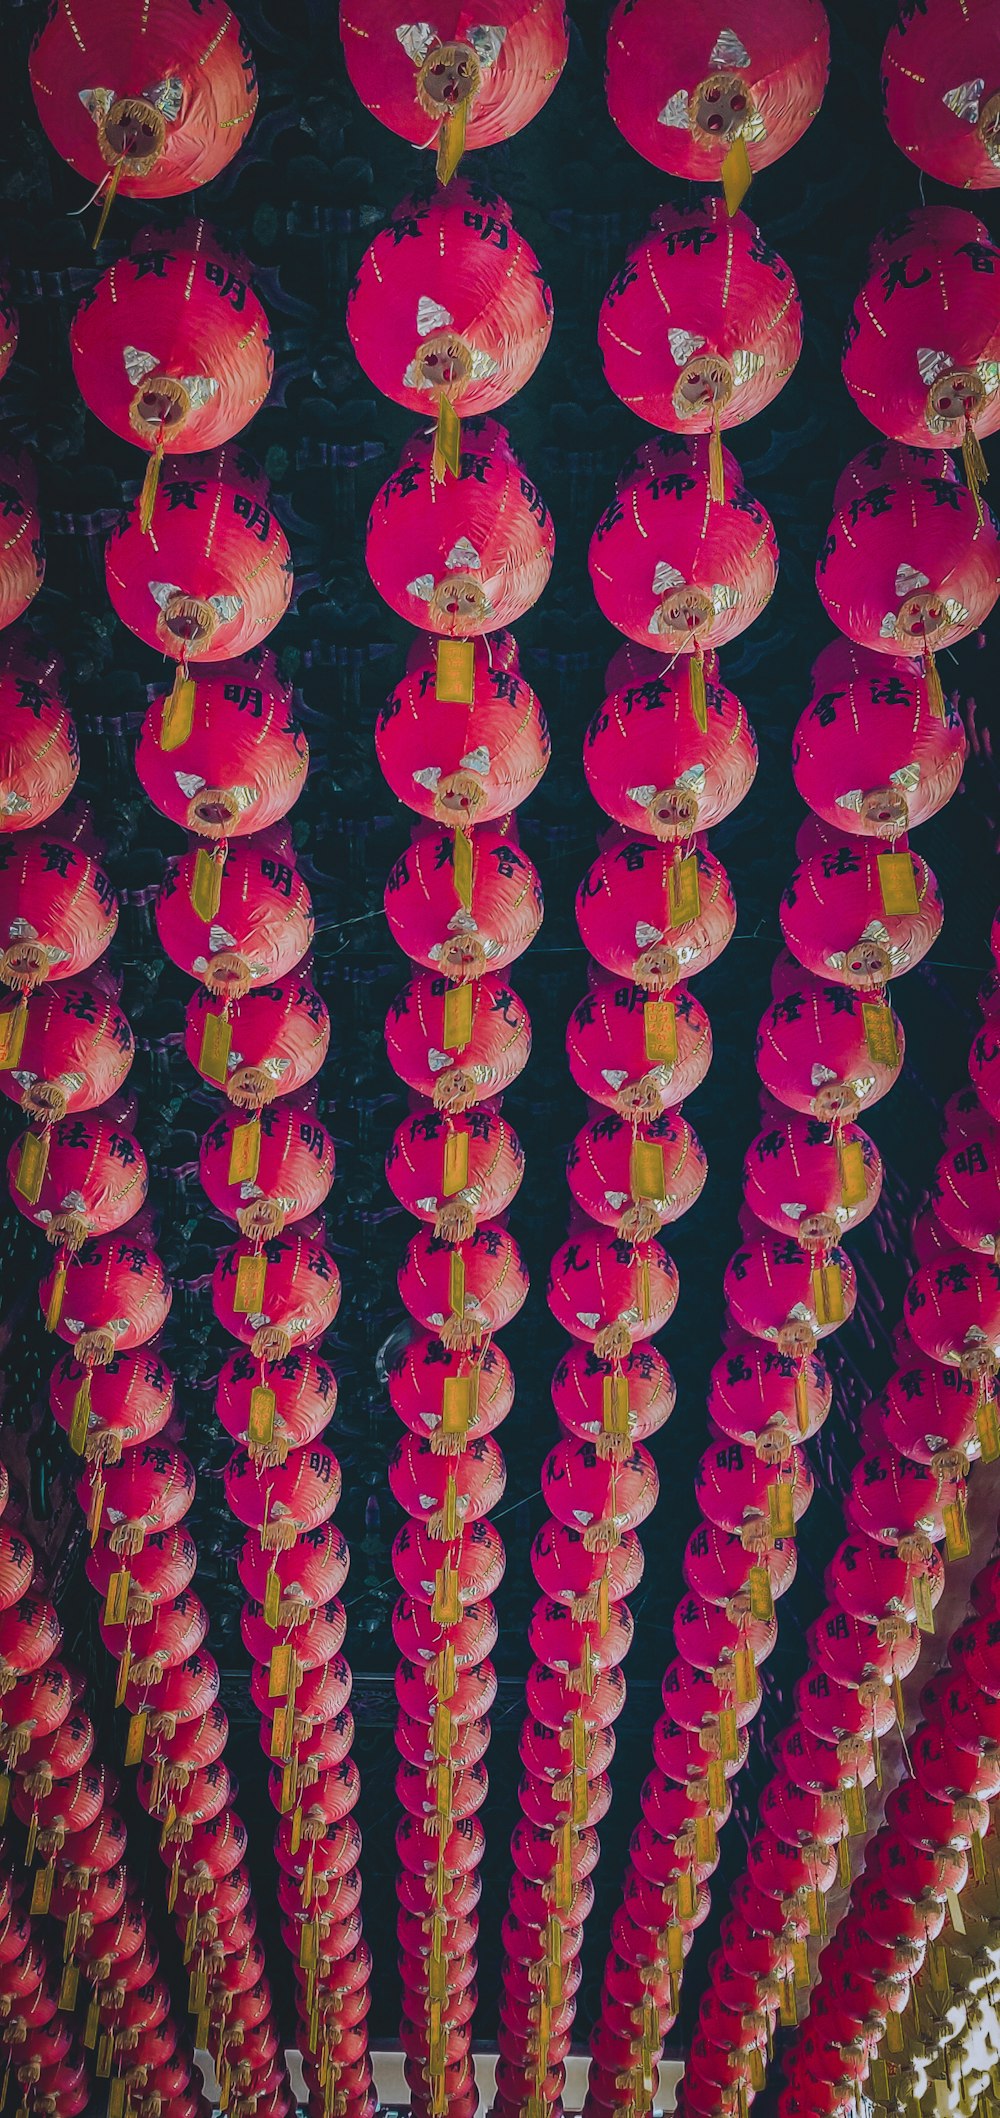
[
  {"left": 139, "top": 429, "right": 166, "bottom": 536},
  {"left": 92, "top": 159, "right": 123, "bottom": 251},
  {"left": 709, "top": 415, "right": 725, "bottom": 503},
  {"left": 963, "top": 418, "right": 988, "bottom": 522}
]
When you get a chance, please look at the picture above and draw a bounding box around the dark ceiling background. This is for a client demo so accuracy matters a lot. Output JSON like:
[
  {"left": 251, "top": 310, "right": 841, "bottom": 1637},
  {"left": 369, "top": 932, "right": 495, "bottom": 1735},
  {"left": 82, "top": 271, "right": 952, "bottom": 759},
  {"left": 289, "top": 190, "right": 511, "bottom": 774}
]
[{"left": 0, "top": 0, "right": 998, "bottom": 2081}]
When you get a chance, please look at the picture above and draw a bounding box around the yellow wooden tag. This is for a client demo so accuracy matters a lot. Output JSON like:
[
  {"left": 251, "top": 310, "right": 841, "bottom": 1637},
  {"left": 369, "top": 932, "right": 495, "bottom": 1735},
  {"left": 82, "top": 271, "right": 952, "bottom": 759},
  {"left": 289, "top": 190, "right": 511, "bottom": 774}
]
[
  {"left": 188, "top": 1963, "right": 208, "bottom": 2015},
  {"left": 747, "top": 1563, "right": 773, "bottom": 1623},
  {"left": 436, "top": 101, "right": 466, "bottom": 184},
  {"left": 433, "top": 395, "right": 462, "bottom": 482},
  {"left": 448, "top": 1250, "right": 465, "bottom": 1319},
  {"left": 630, "top": 1139, "right": 665, "bottom": 1201},
  {"left": 107, "top": 2079, "right": 127, "bottom": 2118},
  {"left": 269, "top": 1642, "right": 295, "bottom": 1698},
  {"left": 718, "top": 1707, "right": 738, "bottom": 1762},
  {"left": 432, "top": 1704, "right": 452, "bottom": 1758},
  {"left": 913, "top": 1570, "right": 935, "bottom": 1635},
  {"left": 58, "top": 1964, "right": 79, "bottom": 2012},
  {"left": 0, "top": 997, "right": 27, "bottom": 1071},
  {"left": 602, "top": 1371, "right": 630, "bottom": 1438},
  {"left": 0, "top": 1776, "right": 11, "bottom": 1828},
  {"left": 794, "top": 1366, "right": 810, "bottom": 1435},
  {"left": 452, "top": 828, "right": 473, "bottom": 912},
  {"left": 441, "top": 1373, "right": 473, "bottom": 1437},
  {"left": 643, "top": 999, "right": 677, "bottom": 1065},
  {"left": 248, "top": 1384, "right": 276, "bottom": 1450},
  {"left": 837, "top": 1836, "right": 852, "bottom": 1887},
  {"left": 45, "top": 1257, "right": 67, "bottom": 1335},
  {"left": 434, "top": 1640, "right": 457, "bottom": 1702},
  {"left": 689, "top": 654, "right": 708, "bottom": 734},
  {"left": 432, "top": 1558, "right": 461, "bottom": 1626},
  {"left": 160, "top": 670, "right": 196, "bottom": 751},
  {"left": 104, "top": 1568, "right": 130, "bottom": 1627},
  {"left": 768, "top": 1478, "right": 796, "bottom": 1538},
  {"left": 843, "top": 1778, "right": 867, "bottom": 1834},
  {"left": 115, "top": 1646, "right": 132, "bottom": 1708},
  {"left": 228, "top": 1119, "right": 261, "bottom": 1186},
  {"left": 978, "top": 1397, "right": 1000, "bottom": 1463},
  {"left": 778, "top": 1979, "right": 797, "bottom": 2028},
  {"left": 190, "top": 847, "right": 223, "bottom": 923},
  {"left": 878, "top": 850, "right": 919, "bottom": 917},
  {"left": 674, "top": 1869, "right": 697, "bottom": 1919},
  {"left": 571, "top": 1767, "right": 589, "bottom": 1825},
  {"left": 442, "top": 1128, "right": 470, "bottom": 1197},
  {"left": 597, "top": 1572, "right": 610, "bottom": 1637},
  {"left": 884, "top": 2007, "right": 904, "bottom": 2056},
  {"left": 944, "top": 1489, "right": 971, "bottom": 1561},
  {"left": 838, "top": 1138, "right": 868, "bottom": 1208},
  {"left": 269, "top": 1704, "right": 292, "bottom": 1760},
  {"left": 668, "top": 852, "right": 701, "bottom": 927},
  {"left": 264, "top": 1566, "right": 282, "bottom": 1630},
  {"left": 722, "top": 134, "right": 752, "bottom": 216},
  {"left": 30, "top": 1863, "right": 53, "bottom": 1916},
  {"left": 694, "top": 1812, "right": 717, "bottom": 1864},
  {"left": 436, "top": 637, "right": 475, "bottom": 704},
  {"left": 442, "top": 981, "right": 473, "bottom": 1051},
  {"left": 96, "top": 2033, "right": 114, "bottom": 2080},
  {"left": 812, "top": 1259, "right": 844, "bottom": 1326},
  {"left": 69, "top": 1374, "right": 92, "bottom": 1456},
  {"left": 84, "top": 1999, "right": 100, "bottom": 2049},
  {"left": 862, "top": 1001, "right": 899, "bottom": 1068},
  {"left": 748, "top": 2047, "right": 765, "bottom": 2093},
  {"left": 15, "top": 1126, "right": 49, "bottom": 1204},
  {"left": 706, "top": 1759, "right": 726, "bottom": 1811},
  {"left": 972, "top": 1828, "right": 987, "bottom": 1882},
  {"left": 198, "top": 1010, "right": 232, "bottom": 1085},
  {"left": 734, "top": 1646, "right": 758, "bottom": 1705},
  {"left": 234, "top": 1253, "right": 267, "bottom": 1315},
  {"left": 289, "top": 1804, "right": 302, "bottom": 1854},
  {"left": 124, "top": 1711, "right": 147, "bottom": 1766}
]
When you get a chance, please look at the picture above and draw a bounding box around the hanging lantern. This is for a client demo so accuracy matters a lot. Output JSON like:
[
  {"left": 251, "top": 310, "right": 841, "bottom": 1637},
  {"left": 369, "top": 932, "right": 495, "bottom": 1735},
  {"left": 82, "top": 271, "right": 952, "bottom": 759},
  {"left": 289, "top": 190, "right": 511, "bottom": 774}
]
[
  {"left": 28, "top": 0, "right": 257, "bottom": 201},
  {"left": 548, "top": 1227, "right": 679, "bottom": 1357},
  {"left": 724, "top": 1230, "right": 856, "bottom": 1351},
  {"left": 842, "top": 207, "right": 1000, "bottom": 471},
  {"left": 584, "top": 662, "right": 757, "bottom": 842},
  {"left": 157, "top": 844, "right": 313, "bottom": 998},
  {"left": 576, "top": 839, "right": 736, "bottom": 990},
  {"left": 599, "top": 194, "right": 802, "bottom": 432},
  {"left": 393, "top": 1516, "right": 506, "bottom": 1606},
  {"left": 76, "top": 1442, "right": 194, "bottom": 1549},
  {"left": 844, "top": 1446, "right": 957, "bottom": 1550},
  {"left": 904, "top": 1251, "right": 1000, "bottom": 1377},
  {"left": 0, "top": 974, "right": 133, "bottom": 1122},
  {"left": 0, "top": 454, "right": 44, "bottom": 633},
  {"left": 551, "top": 1340, "right": 676, "bottom": 1454},
  {"left": 137, "top": 651, "right": 306, "bottom": 840},
  {"left": 695, "top": 1437, "right": 813, "bottom": 1538},
  {"left": 388, "top": 1432, "right": 506, "bottom": 1528},
  {"left": 86, "top": 1523, "right": 197, "bottom": 1609},
  {"left": 590, "top": 437, "right": 778, "bottom": 652},
  {"left": 199, "top": 1101, "right": 334, "bottom": 1240},
  {"left": 603, "top": 0, "right": 829, "bottom": 182},
  {"left": 756, "top": 975, "right": 905, "bottom": 1121},
  {"left": 567, "top": 972, "right": 713, "bottom": 1118},
  {"left": 212, "top": 1231, "right": 342, "bottom": 1361},
  {"left": 349, "top": 180, "right": 551, "bottom": 416},
  {"left": 185, "top": 975, "right": 329, "bottom": 1108},
  {"left": 105, "top": 448, "right": 293, "bottom": 664},
  {"left": 367, "top": 421, "right": 553, "bottom": 634},
  {"left": 384, "top": 821, "right": 542, "bottom": 981},
  {"left": 816, "top": 465, "right": 1000, "bottom": 658},
  {"left": 792, "top": 656, "right": 966, "bottom": 838},
  {"left": 707, "top": 1336, "right": 831, "bottom": 1454},
  {"left": 339, "top": 0, "right": 568, "bottom": 159},
  {"left": 40, "top": 1234, "right": 171, "bottom": 1365},
  {"left": 377, "top": 639, "right": 548, "bottom": 828},
  {"left": 7, "top": 1111, "right": 147, "bottom": 1249},
  {"left": 541, "top": 1437, "right": 658, "bottom": 1546},
  {"left": 567, "top": 1109, "right": 706, "bottom": 1241},
  {"left": 215, "top": 1346, "right": 337, "bottom": 1465},
  {"left": 72, "top": 221, "right": 272, "bottom": 485},
  {"left": 742, "top": 1110, "right": 881, "bottom": 1248},
  {"left": 387, "top": 1329, "right": 513, "bottom": 1447},
  {"left": 223, "top": 1442, "right": 342, "bottom": 1544},
  {"left": 826, "top": 1530, "right": 943, "bottom": 1630},
  {"left": 238, "top": 1521, "right": 349, "bottom": 1616},
  {"left": 386, "top": 1106, "right": 523, "bottom": 1239},
  {"left": 385, "top": 969, "right": 531, "bottom": 1109},
  {"left": 877, "top": 1358, "right": 980, "bottom": 1473},
  {"left": 397, "top": 1221, "right": 528, "bottom": 1345},
  {"left": 882, "top": 0, "right": 1000, "bottom": 192},
  {"left": 932, "top": 1118, "right": 1000, "bottom": 1255},
  {"left": 0, "top": 836, "right": 118, "bottom": 992},
  {"left": 779, "top": 842, "right": 943, "bottom": 990},
  {"left": 0, "top": 668, "right": 78, "bottom": 834}
]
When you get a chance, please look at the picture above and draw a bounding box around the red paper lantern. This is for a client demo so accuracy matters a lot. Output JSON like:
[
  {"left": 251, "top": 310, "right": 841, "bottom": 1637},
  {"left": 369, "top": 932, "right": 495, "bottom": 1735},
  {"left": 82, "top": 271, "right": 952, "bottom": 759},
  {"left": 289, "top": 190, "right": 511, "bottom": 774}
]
[
  {"left": 72, "top": 222, "right": 271, "bottom": 462},
  {"left": 724, "top": 1231, "right": 856, "bottom": 1351},
  {"left": 577, "top": 839, "right": 736, "bottom": 990},
  {"left": 387, "top": 1331, "right": 513, "bottom": 1446},
  {"left": 548, "top": 1227, "right": 679, "bottom": 1357},
  {"left": 567, "top": 1109, "right": 706, "bottom": 1240},
  {"left": 742, "top": 1111, "right": 881, "bottom": 1247},
  {"left": 531, "top": 1517, "right": 644, "bottom": 1610},
  {"left": 212, "top": 1232, "right": 342, "bottom": 1361},
  {"left": 0, "top": 454, "right": 44, "bottom": 633},
  {"left": 0, "top": 1594, "right": 62, "bottom": 1685},
  {"left": 792, "top": 657, "right": 966, "bottom": 838},
  {"left": 377, "top": 641, "right": 548, "bottom": 828},
  {"left": 844, "top": 1447, "right": 956, "bottom": 1551},
  {"left": 826, "top": 1532, "right": 943, "bottom": 1629},
  {"left": 386, "top": 1107, "right": 523, "bottom": 1239},
  {"left": 599, "top": 195, "right": 802, "bottom": 432},
  {"left": 932, "top": 1118, "right": 1000, "bottom": 1255},
  {"left": 541, "top": 1437, "right": 658, "bottom": 1544},
  {"left": 780, "top": 842, "right": 942, "bottom": 990},
  {"left": 349, "top": 180, "right": 551, "bottom": 417},
  {"left": 567, "top": 973, "right": 713, "bottom": 1117},
  {"left": 41, "top": 1234, "right": 171, "bottom": 1366},
  {"left": 137, "top": 651, "right": 305, "bottom": 840},
  {"left": 695, "top": 1438, "right": 813, "bottom": 1540},
  {"left": 392, "top": 1518, "right": 505, "bottom": 1607},
  {"left": 0, "top": 974, "right": 133, "bottom": 1122},
  {"left": 604, "top": 0, "right": 829, "bottom": 177},
  {"left": 7, "top": 1111, "right": 147, "bottom": 1249},
  {"left": 200, "top": 1103, "right": 335, "bottom": 1239},
  {"left": 905, "top": 1252, "right": 1000, "bottom": 1377},
  {"left": 842, "top": 208, "right": 1000, "bottom": 456},
  {"left": 756, "top": 976, "right": 904, "bottom": 1121},
  {"left": 224, "top": 1442, "right": 341, "bottom": 1545},
  {"left": 185, "top": 975, "right": 329, "bottom": 1108},
  {"left": 0, "top": 837, "right": 117, "bottom": 991},
  {"left": 816, "top": 467, "right": 1000, "bottom": 656},
  {"left": 339, "top": 0, "right": 568, "bottom": 153},
  {"left": 0, "top": 670, "right": 78, "bottom": 834},
  {"left": 397, "top": 1221, "right": 528, "bottom": 1346},
  {"left": 551, "top": 1341, "right": 676, "bottom": 1452},
  {"left": 583, "top": 663, "right": 756, "bottom": 841},
  {"left": 385, "top": 821, "right": 542, "bottom": 981},
  {"left": 215, "top": 1347, "right": 337, "bottom": 1467},
  {"left": 707, "top": 1338, "right": 831, "bottom": 1453},
  {"left": 157, "top": 844, "right": 312, "bottom": 998},
  {"left": 590, "top": 437, "right": 778, "bottom": 652},
  {"left": 78, "top": 1442, "right": 194, "bottom": 1550},
  {"left": 388, "top": 1433, "right": 506, "bottom": 1528},
  {"left": 105, "top": 448, "right": 292, "bottom": 664},
  {"left": 29, "top": 0, "right": 257, "bottom": 199},
  {"left": 86, "top": 1523, "right": 196, "bottom": 1609},
  {"left": 366, "top": 422, "right": 553, "bottom": 634},
  {"left": 0, "top": 1530, "right": 33, "bottom": 1613},
  {"left": 385, "top": 969, "right": 531, "bottom": 1109},
  {"left": 881, "top": 0, "right": 1000, "bottom": 192}
]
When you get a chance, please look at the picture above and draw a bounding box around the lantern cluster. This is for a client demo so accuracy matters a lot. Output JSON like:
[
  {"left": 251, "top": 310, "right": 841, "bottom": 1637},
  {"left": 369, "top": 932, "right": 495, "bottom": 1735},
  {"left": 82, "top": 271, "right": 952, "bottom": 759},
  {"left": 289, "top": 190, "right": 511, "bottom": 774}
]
[
  {"left": 0, "top": 1463, "right": 209, "bottom": 2118},
  {"left": 346, "top": 72, "right": 555, "bottom": 2110}
]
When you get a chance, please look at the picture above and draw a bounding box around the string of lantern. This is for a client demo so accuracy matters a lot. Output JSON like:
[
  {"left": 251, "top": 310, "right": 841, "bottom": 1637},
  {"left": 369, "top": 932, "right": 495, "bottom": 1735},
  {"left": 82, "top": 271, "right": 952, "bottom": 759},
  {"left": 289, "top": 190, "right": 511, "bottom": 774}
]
[
  {"left": 0, "top": 1461, "right": 207, "bottom": 2118},
  {"left": 344, "top": 80, "right": 561, "bottom": 2118}
]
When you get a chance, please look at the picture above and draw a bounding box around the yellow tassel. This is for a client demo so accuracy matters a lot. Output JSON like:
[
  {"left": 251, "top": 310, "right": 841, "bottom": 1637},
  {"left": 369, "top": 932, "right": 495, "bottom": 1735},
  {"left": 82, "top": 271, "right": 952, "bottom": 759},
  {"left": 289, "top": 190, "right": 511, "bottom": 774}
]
[
  {"left": 69, "top": 1375, "right": 92, "bottom": 1456},
  {"left": 709, "top": 417, "right": 725, "bottom": 503},
  {"left": 139, "top": 432, "right": 166, "bottom": 536},
  {"left": 925, "top": 650, "right": 946, "bottom": 721},
  {"left": 963, "top": 418, "right": 989, "bottom": 523},
  {"left": 92, "top": 159, "right": 123, "bottom": 250}
]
